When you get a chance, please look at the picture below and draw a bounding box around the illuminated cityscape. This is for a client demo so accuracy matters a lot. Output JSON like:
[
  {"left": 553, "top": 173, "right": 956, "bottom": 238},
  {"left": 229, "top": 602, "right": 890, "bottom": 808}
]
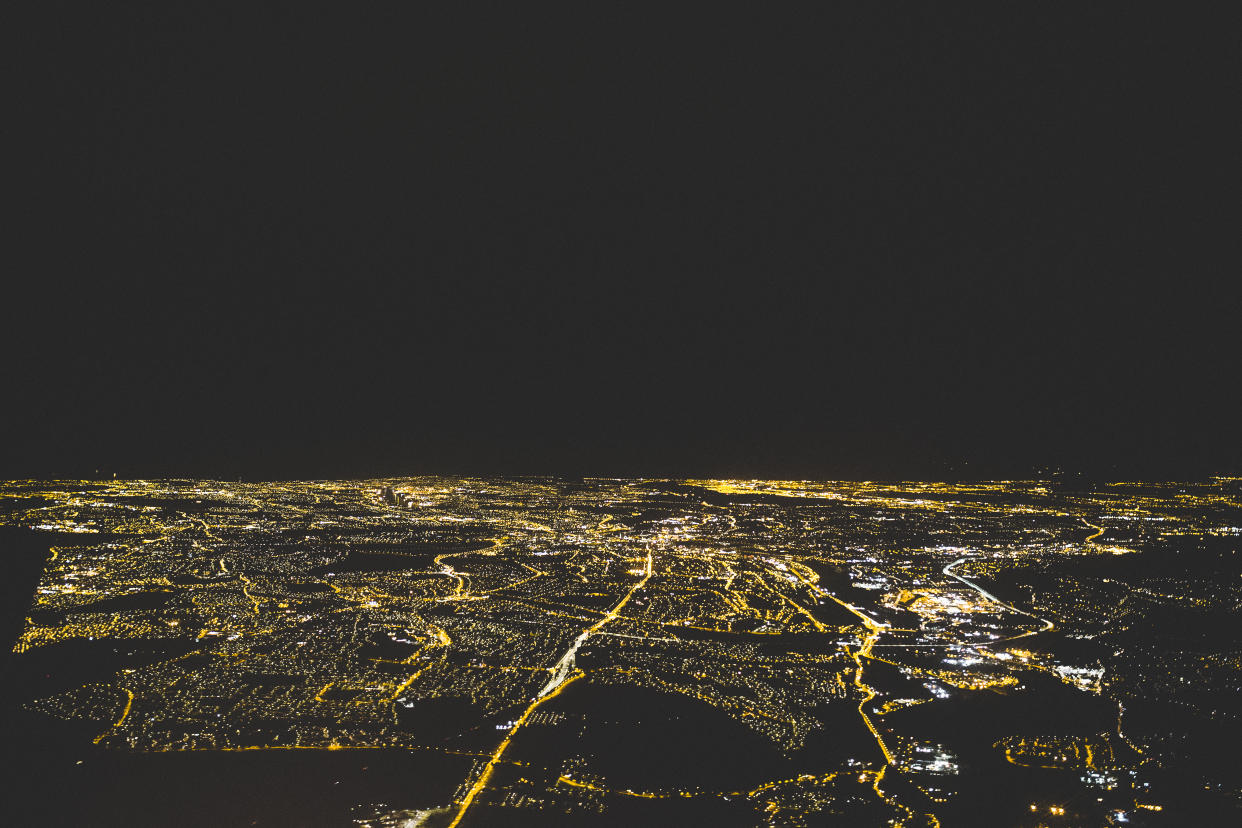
[
  {"left": 4, "top": 476, "right": 1240, "bottom": 825},
  {"left": 8, "top": 2, "right": 1238, "bottom": 825}
]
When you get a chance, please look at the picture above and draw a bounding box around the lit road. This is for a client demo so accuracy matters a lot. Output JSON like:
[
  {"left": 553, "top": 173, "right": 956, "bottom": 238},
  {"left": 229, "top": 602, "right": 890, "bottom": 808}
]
[
  {"left": 943, "top": 557, "right": 1054, "bottom": 636},
  {"left": 447, "top": 548, "right": 654, "bottom": 827}
]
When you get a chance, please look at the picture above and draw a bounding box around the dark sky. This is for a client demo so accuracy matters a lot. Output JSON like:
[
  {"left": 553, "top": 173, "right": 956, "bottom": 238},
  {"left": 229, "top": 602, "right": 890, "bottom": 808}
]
[{"left": 7, "top": 6, "right": 1239, "bottom": 480}]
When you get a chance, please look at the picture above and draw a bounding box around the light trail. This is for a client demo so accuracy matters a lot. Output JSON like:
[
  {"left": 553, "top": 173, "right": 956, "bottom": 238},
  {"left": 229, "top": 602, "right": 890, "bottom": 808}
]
[
  {"left": 446, "top": 549, "right": 654, "bottom": 827},
  {"left": 787, "top": 562, "right": 944, "bottom": 826},
  {"left": 537, "top": 549, "right": 652, "bottom": 698},
  {"left": 432, "top": 536, "right": 513, "bottom": 600},
  {"left": 1083, "top": 518, "right": 1106, "bottom": 543},
  {"left": 237, "top": 574, "right": 263, "bottom": 614},
  {"left": 557, "top": 774, "right": 658, "bottom": 799},
  {"left": 786, "top": 569, "right": 902, "bottom": 786},
  {"left": 853, "top": 622, "right": 895, "bottom": 765},
  {"left": 383, "top": 665, "right": 432, "bottom": 703},
  {"left": 943, "top": 558, "right": 1054, "bottom": 633},
  {"left": 435, "top": 551, "right": 469, "bottom": 598},
  {"left": 94, "top": 687, "right": 135, "bottom": 744},
  {"left": 1116, "top": 699, "right": 1145, "bottom": 755}
]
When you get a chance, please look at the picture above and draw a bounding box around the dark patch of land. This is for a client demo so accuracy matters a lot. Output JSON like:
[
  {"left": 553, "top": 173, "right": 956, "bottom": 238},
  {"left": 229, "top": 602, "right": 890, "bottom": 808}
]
[{"left": 27, "top": 590, "right": 176, "bottom": 625}]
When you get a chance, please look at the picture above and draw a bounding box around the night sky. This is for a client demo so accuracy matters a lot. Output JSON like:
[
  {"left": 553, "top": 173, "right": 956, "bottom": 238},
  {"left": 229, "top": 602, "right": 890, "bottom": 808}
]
[{"left": 7, "top": 6, "right": 1239, "bottom": 480}]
